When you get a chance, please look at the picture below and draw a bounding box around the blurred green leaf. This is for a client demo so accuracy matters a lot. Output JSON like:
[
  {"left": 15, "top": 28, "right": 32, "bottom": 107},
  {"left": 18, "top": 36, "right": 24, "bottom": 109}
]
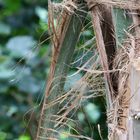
[
  {"left": 39, "top": 20, "right": 48, "bottom": 31},
  {"left": 14, "top": 67, "right": 41, "bottom": 94},
  {"left": 77, "top": 112, "right": 85, "bottom": 122},
  {"left": 59, "top": 131, "right": 78, "bottom": 140},
  {"left": 18, "top": 135, "right": 31, "bottom": 140},
  {"left": 17, "top": 75, "right": 40, "bottom": 94},
  {"left": 60, "top": 132, "right": 69, "bottom": 140},
  {"left": 0, "top": 55, "right": 9, "bottom": 63},
  {"left": 0, "top": 22, "right": 11, "bottom": 35},
  {"left": 84, "top": 103, "right": 100, "bottom": 123},
  {"left": 0, "top": 82, "right": 9, "bottom": 93},
  {"left": 0, "top": 67, "right": 15, "bottom": 80},
  {"left": 7, "top": 106, "right": 18, "bottom": 117},
  {"left": 82, "top": 30, "right": 92, "bottom": 37},
  {"left": 35, "top": 6, "right": 48, "bottom": 22},
  {"left": 6, "top": 36, "right": 37, "bottom": 59},
  {"left": 4, "top": 0, "right": 21, "bottom": 14},
  {"left": 0, "top": 132, "right": 7, "bottom": 140},
  {"left": 113, "top": 9, "right": 132, "bottom": 45},
  {"left": 0, "top": 0, "right": 48, "bottom": 139}
]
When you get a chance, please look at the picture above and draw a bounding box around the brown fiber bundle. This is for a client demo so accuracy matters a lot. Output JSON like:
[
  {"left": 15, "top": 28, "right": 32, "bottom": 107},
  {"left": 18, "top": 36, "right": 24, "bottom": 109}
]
[
  {"left": 86, "top": 0, "right": 140, "bottom": 10},
  {"left": 110, "top": 34, "right": 140, "bottom": 136}
]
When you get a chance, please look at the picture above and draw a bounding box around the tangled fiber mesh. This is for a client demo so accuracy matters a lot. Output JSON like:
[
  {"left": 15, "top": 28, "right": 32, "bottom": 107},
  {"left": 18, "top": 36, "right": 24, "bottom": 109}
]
[
  {"left": 86, "top": 0, "right": 140, "bottom": 10},
  {"left": 41, "top": 49, "right": 106, "bottom": 139},
  {"left": 48, "top": 0, "right": 80, "bottom": 50},
  {"left": 38, "top": 1, "right": 107, "bottom": 139},
  {"left": 108, "top": 33, "right": 140, "bottom": 137},
  {"left": 38, "top": 0, "right": 140, "bottom": 139},
  {"left": 49, "top": 0, "right": 77, "bottom": 14}
]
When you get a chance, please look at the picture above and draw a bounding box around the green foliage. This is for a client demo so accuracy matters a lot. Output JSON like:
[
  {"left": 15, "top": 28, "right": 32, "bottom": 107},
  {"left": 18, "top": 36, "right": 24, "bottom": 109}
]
[
  {"left": 18, "top": 135, "right": 31, "bottom": 140},
  {"left": 4, "top": 0, "right": 21, "bottom": 14},
  {"left": 6, "top": 36, "right": 37, "bottom": 59},
  {"left": 0, "top": 0, "right": 48, "bottom": 139},
  {"left": 84, "top": 103, "right": 100, "bottom": 123},
  {"left": 0, "top": 132, "right": 7, "bottom": 140},
  {"left": 0, "top": 22, "right": 11, "bottom": 35}
]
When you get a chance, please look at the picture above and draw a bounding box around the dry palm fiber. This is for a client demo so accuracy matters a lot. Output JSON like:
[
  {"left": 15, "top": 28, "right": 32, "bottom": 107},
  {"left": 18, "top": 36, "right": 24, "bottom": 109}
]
[
  {"left": 43, "top": 50, "right": 106, "bottom": 140},
  {"left": 109, "top": 34, "right": 140, "bottom": 138},
  {"left": 89, "top": 5, "right": 115, "bottom": 113},
  {"left": 85, "top": 0, "right": 140, "bottom": 10},
  {"left": 36, "top": 0, "right": 88, "bottom": 139},
  {"left": 38, "top": 2, "right": 107, "bottom": 137}
]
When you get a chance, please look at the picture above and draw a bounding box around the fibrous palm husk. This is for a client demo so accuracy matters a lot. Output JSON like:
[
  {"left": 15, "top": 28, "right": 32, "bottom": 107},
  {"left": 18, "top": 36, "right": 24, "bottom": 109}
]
[
  {"left": 85, "top": 0, "right": 140, "bottom": 10},
  {"left": 110, "top": 34, "right": 140, "bottom": 138}
]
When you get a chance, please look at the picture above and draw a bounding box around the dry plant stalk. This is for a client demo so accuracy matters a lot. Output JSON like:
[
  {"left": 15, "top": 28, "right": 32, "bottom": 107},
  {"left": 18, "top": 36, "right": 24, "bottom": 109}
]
[
  {"left": 36, "top": 0, "right": 88, "bottom": 139},
  {"left": 86, "top": 0, "right": 140, "bottom": 10},
  {"left": 89, "top": 5, "right": 114, "bottom": 111},
  {"left": 43, "top": 48, "right": 106, "bottom": 140}
]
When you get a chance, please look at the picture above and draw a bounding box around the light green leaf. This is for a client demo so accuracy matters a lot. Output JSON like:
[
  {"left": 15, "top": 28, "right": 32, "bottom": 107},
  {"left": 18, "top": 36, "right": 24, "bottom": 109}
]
[
  {"left": 15, "top": 68, "right": 40, "bottom": 94},
  {"left": 7, "top": 106, "right": 18, "bottom": 117},
  {"left": 18, "top": 135, "right": 31, "bottom": 140},
  {"left": 0, "top": 68, "right": 15, "bottom": 80},
  {"left": 77, "top": 112, "right": 85, "bottom": 122},
  {"left": 0, "top": 132, "right": 7, "bottom": 140},
  {"left": 0, "top": 83, "right": 9, "bottom": 93},
  {"left": 60, "top": 132, "right": 69, "bottom": 140},
  {"left": 6, "top": 36, "right": 37, "bottom": 59},
  {"left": 84, "top": 103, "right": 100, "bottom": 123},
  {"left": 35, "top": 6, "right": 48, "bottom": 22},
  {"left": 17, "top": 75, "right": 40, "bottom": 94},
  {"left": 0, "top": 22, "right": 11, "bottom": 35},
  {"left": 0, "top": 55, "right": 10, "bottom": 63}
]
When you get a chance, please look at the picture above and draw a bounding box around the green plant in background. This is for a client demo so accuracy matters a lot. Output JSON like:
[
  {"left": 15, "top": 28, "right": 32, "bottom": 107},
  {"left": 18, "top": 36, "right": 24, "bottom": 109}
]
[
  {"left": 18, "top": 135, "right": 31, "bottom": 140},
  {"left": 0, "top": 132, "right": 7, "bottom": 140},
  {"left": 0, "top": 0, "right": 49, "bottom": 139},
  {"left": 113, "top": 8, "right": 132, "bottom": 46}
]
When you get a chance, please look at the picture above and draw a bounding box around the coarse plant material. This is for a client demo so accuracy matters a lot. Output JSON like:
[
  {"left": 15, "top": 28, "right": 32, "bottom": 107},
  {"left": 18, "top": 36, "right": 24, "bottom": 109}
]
[
  {"left": 36, "top": 0, "right": 140, "bottom": 140},
  {"left": 110, "top": 33, "right": 140, "bottom": 139},
  {"left": 36, "top": 0, "right": 89, "bottom": 139},
  {"left": 85, "top": 0, "right": 140, "bottom": 10}
]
